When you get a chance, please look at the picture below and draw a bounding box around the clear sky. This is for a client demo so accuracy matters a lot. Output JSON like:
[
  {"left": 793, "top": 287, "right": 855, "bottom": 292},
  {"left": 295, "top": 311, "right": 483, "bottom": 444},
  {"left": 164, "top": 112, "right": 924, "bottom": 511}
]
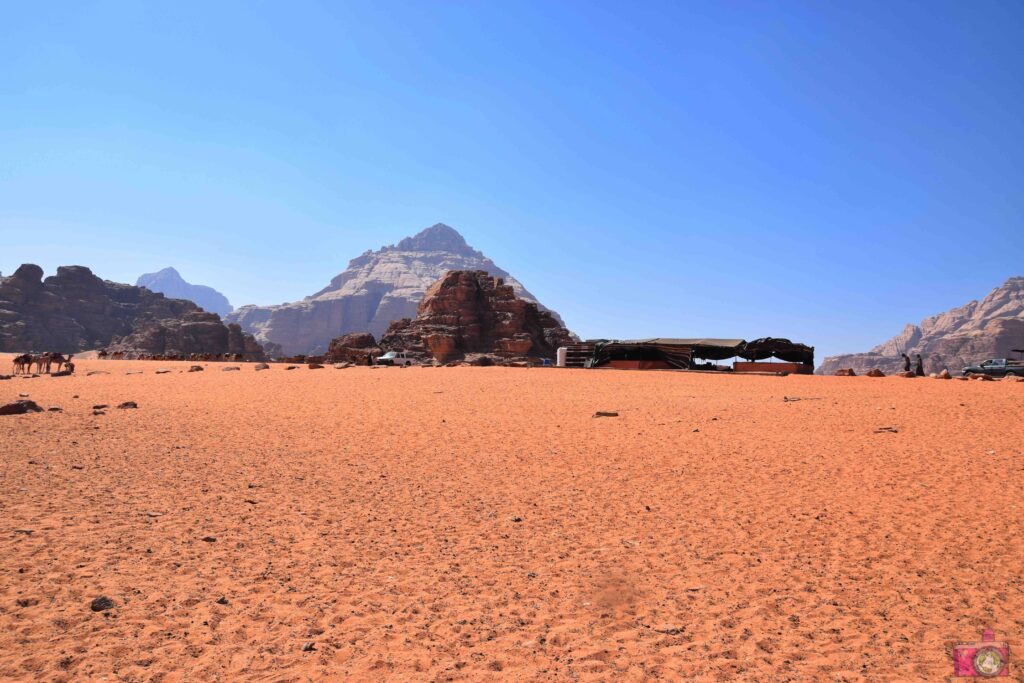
[{"left": 3, "top": 1, "right": 1022, "bottom": 362}]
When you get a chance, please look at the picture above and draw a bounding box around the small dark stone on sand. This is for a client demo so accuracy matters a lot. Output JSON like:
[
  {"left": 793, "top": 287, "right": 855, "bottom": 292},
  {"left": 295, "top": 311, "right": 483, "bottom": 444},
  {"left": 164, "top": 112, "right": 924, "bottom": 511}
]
[
  {"left": 302, "top": 641, "right": 316, "bottom": 652},
  {"left": 593, "top": 411, "right": 619, "bottom": 418},
  {"left": 216, "top": 596, "right": 230, "bottom": 605},
  {"left": 202, "top": 536, "right": 217, "bottom": 543},
  {"left": 90, "top": 596, "right": 115, "bottom": 612},
  {"left": 117, "top": 401, "right": 138, "bottom": 409},
  {"left": 511, "top": 517, "right": 523, "bottom": 523},
  {"left": 92, "top": 404, "right": 109, "bottom": 410}
]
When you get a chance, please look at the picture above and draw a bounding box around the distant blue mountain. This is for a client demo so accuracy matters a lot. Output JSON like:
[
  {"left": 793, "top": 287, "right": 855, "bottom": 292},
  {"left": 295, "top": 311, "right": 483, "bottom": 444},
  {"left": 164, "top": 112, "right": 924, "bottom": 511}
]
[{"left": 136, "top": 267, "right": 232, "bottom": 317}]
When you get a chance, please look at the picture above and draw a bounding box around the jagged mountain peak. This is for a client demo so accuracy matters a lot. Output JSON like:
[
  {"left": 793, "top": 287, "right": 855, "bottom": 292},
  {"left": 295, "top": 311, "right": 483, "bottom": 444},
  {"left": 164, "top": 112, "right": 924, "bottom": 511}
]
[
  {"left": 389, "top": 223, "right": 478, "bottom": 255},
  {"left": 136, "top": 267, "right": 233, "bottom": 317},
  {"left": 227, "top": 223, "right": 563, "bottom": 356}
]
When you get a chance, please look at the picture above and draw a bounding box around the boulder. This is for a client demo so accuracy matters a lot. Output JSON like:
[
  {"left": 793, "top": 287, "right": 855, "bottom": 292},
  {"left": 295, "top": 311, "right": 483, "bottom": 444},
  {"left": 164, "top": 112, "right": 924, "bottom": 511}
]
[
  {"left": 833, "top": 368, "right": 857, "bottom": 376},
  {"left": 865, "top": 368, "right": 885, "bottom": 377},
  {"left": 188, "top": 365, "right": 204, "bottom": 372},
  {"left": 254, "top": 363, "right": 270, "bottom": 371},
  {"left": 896, "top": 371, "right": 917, "bottom": 378},
  {"left": 936, "top": 369, "right": 953, "bottom": 379},
  {"left": 308, "top": 363, "right": 324, "bottom": 369},
  {"left": 0, "top": 399, "right": 44, "bottom": 415}
]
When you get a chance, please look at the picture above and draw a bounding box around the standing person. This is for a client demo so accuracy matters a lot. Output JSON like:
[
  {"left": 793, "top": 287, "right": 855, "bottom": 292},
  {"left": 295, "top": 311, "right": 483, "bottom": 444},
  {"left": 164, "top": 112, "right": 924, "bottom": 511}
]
[
  {"left": 914, "top": 354, "right": 924, "bottom": 376},
  {"left": 901, "top": 353, "right": 911, "bottom": 372}
]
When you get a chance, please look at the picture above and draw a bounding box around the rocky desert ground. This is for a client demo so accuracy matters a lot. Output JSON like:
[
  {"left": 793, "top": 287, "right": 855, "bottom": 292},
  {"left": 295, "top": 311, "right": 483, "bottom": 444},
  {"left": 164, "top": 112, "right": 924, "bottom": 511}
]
[{"left": 1, "top": 356, "right": 1022, "bottom": 681}]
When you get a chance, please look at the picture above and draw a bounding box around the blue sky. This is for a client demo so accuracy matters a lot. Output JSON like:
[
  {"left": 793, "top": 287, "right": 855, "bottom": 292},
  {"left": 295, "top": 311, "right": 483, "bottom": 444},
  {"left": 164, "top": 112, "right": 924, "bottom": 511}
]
[{"left": 3, "top": 1, "right": 1022, "bottom": 362}]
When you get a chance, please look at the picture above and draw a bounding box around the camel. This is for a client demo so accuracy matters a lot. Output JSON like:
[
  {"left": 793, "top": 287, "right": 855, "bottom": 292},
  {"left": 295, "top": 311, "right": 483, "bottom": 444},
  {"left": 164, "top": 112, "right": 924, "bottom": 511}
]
[
  {"left": 31, "top": 352, "right": 51, "bottom": 374},
  {"left": 50, "top": 353, "right": 74, "bottom": 372},
  {"left": 12, "top": 354, "right": 33, "bottom": 374}
]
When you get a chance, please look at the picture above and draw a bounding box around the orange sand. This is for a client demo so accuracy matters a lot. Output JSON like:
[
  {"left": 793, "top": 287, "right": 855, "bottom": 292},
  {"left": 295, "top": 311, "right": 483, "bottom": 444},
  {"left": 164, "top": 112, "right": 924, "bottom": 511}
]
[{"left": 2, "top": 357, "right": 1023, "bottom": 682}]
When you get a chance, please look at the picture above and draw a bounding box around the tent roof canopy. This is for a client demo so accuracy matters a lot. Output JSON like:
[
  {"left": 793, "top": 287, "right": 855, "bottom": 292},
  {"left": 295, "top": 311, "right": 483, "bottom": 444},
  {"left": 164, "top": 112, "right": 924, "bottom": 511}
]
[
  {"left": 583, "top": 337, "right": 814, "bottom": 365},
  {"left": 615, "top": 338, "right": 746, "bottom": 348}
]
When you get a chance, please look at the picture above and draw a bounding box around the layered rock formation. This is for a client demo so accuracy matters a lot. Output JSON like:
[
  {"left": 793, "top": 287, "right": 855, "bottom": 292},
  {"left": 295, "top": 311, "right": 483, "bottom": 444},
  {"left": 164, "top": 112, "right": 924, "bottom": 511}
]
[
  {"left": 227, "top": 223, "right": 563, "bottom": 355},
  {"left": 818, "top": 277, "right": 1024, "bottom": 375},
  {"left": 0, "top": 264, "right": 265, "bottom": 360},
  {"left": 377, "top": 270, "right": 576, "bottom": 363},
  {"left": 136, "top": 267, "right": 233, "bottom": 317}
]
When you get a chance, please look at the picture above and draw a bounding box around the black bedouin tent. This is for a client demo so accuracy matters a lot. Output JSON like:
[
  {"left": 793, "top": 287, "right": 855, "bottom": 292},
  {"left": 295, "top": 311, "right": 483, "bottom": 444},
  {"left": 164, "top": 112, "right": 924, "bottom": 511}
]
[{"left": 582, "top": 337, "right": 813, "bottom": 369}]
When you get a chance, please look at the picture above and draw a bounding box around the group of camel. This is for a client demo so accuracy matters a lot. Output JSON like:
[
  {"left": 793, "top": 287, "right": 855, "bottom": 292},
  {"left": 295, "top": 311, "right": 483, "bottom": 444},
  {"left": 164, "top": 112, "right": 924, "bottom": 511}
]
[{"left": 12, "top": 352, "right": 75, "bottom": 375}]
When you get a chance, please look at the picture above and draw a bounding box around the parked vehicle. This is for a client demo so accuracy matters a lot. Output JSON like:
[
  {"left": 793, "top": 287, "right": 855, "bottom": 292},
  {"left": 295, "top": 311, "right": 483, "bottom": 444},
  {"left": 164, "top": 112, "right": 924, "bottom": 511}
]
[
  {"left": 962, "top": 358, "right": 1024, "bottom": 378},
  {"left": 376, "top": 351, "right": 417, "bottom": 367}
]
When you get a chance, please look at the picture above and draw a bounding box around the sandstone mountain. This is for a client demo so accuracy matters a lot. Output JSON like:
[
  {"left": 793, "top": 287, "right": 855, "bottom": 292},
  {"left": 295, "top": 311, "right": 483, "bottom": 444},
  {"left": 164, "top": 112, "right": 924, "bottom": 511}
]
[
  {"left": 0, "top": 264, "right": 265, "bottom": 360},
  {"left": 226, "top": 223, "right": 562, "bottom": 355},
  {"left": 136, "top": 267, "right": 233, "bottom": 317},
  {"left": 818, "top": 276, "right": 1024, "bottom": 374},
  {"left": 377, "top": 270, "right": 576, "bottom": 363}
]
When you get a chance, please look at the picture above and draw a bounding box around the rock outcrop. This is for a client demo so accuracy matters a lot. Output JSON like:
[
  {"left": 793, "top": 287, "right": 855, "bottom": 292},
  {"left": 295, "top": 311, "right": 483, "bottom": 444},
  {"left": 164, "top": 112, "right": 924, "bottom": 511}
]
[
  {"left": 818, "top": 277, "right": 1024, "bottom": 375},
  {"left": 226, "top": 223, "right": 564, "bottom": 355},
  {"left": 325, "top": 332, "right": 381, "bottom": 365},
  {"left": 376, "top": 270, "right": 576, "bottom": 363},
  {"left": 136, "top": 267, "right": 233, "bottom": 316},
  {"left": 0, "top": 264, "right": 266, "bottom": 360}
]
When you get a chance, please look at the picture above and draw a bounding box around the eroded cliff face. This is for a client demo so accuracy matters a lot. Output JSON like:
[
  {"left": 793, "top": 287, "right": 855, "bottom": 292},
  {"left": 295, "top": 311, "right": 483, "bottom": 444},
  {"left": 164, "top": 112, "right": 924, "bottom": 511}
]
[
  {"left": 0, "top": 264, "right": 265, "bottom": 360},
  {"left": 818, "top": 277, "right": 1024, "bottom": 374},
  {"left": 226, "top": 223, "right": 563, "bottom": 355},
  {"left": 377, "top": 270, "right": 576, "bottom": 363}
]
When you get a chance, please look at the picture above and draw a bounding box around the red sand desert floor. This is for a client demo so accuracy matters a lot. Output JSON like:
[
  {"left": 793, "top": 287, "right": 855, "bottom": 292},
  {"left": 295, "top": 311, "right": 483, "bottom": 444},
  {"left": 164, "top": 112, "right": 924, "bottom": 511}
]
[{"left": 1, "top": 357, "right": 1023, "bottom": 681}]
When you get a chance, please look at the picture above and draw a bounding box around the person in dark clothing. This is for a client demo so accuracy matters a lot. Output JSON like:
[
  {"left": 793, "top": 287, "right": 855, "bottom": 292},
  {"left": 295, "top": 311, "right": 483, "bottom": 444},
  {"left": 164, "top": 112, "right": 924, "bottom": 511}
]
[
  {"left": 914, "top": 354, "right": 924, "bottom": 376},
  {"left": 901, "top": 353, "right": 911, "bottom": 372},
  {"left": 366, "top": 353, "right": 373, "bottom": 366}
]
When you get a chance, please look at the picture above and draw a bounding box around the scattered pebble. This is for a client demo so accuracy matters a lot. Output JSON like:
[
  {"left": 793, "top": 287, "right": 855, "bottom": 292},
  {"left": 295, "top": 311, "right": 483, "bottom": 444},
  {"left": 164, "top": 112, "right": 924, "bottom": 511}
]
[
  {"left": 222, "top": 366, "right": 241, "bottom": 372},
  {"left": 117, "top": 401, "right": 138, "bottom": 409},
  {"left": 215, "top": 596, "right": 230, "bottom": 605},
  {"left": 92, "top": 404, "right": 109, "bottom": 410},
  {"left": 593, "top": 411, "right": 619, "bottom": 418},
  {"left": 301, "top": 642, "right": 316, "bottom": 652},
  {"left": 201, "top": 536, "right": 217, "bottom": 543},
  {"left": 188, "top": 366, "right": 204, "bottom": 372}
]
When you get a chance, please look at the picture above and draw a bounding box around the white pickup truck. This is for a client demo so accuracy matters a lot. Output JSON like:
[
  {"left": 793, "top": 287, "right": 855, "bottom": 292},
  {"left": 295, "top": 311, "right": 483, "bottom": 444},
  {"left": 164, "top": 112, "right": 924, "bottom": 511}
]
[
  {"left": 376, "top": 351, "right": 417, "bottom": 367},
  {"left": 962, "top": 358, "right": 1024, "bottom": 378}
]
